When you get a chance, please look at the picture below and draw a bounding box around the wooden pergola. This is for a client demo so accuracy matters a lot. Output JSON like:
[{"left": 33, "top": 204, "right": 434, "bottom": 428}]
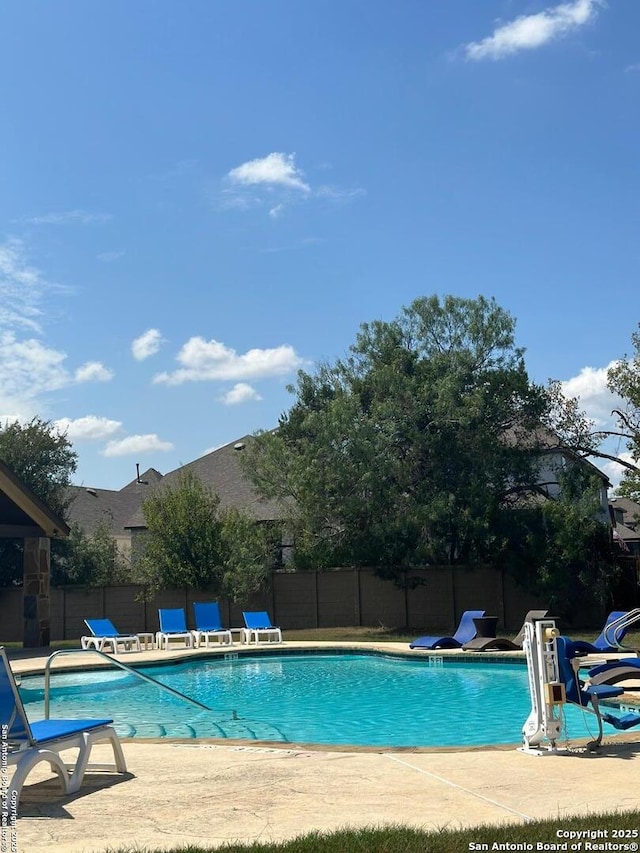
[{"left": 0, "top": 458, "right": 70, "bottom": 647}]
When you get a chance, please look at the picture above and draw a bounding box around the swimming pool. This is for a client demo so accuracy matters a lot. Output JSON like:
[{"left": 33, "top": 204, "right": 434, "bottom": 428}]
[{"left": 19, "top": 652, "right": 620, "bottom": 748}]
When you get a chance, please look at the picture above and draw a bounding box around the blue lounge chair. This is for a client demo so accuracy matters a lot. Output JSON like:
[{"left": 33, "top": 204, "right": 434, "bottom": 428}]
[
  {"left": 587, "top": 657, "right": 640, "bottom": 689},
  {"left": 556, "top": 637, "right": 640, "bottom": 747},
  {"left": 567, "top": 611, "right": 630, "bottom": 655},
  {"left": 157, "top": 608, "right": 194, "bottom": 651},
  {"left": 242, "top": 611, "right": 282, "bottom": 644},
  {"left": 0, "top": 646, "right": 127, "bottom": 807},
  {"left": 82, "top": 618, "right": 141, "bottom": 654},
  {"left": 410, "top": 610, "right": 486, "bottom": 650},
  {"left": 192, "top": 602, "right": 233, "bottom": 647}
]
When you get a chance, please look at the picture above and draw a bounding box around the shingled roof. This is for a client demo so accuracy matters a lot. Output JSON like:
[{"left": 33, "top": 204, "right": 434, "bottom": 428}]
[
  {"left": 124, "top": 437, "right": 287, "bottom": 529},
  {"left": 66, "top": 467, "right": 163, "bottom": 536}
]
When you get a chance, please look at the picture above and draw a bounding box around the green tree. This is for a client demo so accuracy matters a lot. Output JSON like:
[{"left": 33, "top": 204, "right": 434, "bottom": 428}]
[
  {"left": 517, "top": 468, "right": 622, "bottom": 617},
  {"left": 136, "top": 471, "right": 275, "bottom": 600},
  {"left": 0, "top": 417, "right": 77, "bottom": 515},
  {"left": 52, "top": 521, "right": 131, "bottom": 586},
  {"left": 243, "top": 295, "right": 554, "bottom": 577},
  {"left": 615, "top": 469, "right": 640, "bottom": 502},
  {"left": 0, "top": 417, "right": 77, "bottom": 586}
]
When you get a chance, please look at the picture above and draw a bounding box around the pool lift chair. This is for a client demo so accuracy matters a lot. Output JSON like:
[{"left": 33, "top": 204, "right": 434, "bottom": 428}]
[
  {"left": 81, "top": 618, "right": 142, "bottom": 654},
  {"left": 520, "top": 617, "right": 640, "bottom": 755},
  {"left": 0, "top": 646, "right": 127, "bottom": 806}
]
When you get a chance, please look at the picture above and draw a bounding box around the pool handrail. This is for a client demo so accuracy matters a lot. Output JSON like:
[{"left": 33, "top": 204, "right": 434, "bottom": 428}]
[
  {"left": 603, "top": 608, "right": 640, "bottom": 650},
  {"left": 43, "top": 648, "right": 212, "bottom": 718}
]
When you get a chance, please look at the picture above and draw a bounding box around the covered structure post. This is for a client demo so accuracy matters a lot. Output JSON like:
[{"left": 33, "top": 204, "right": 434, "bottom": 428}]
[
  {"left": 23, "top": 537, "right": 52, "bottom": 647},
  {"left": 0, "top": 459, "right": 69, "bottom": 648}
]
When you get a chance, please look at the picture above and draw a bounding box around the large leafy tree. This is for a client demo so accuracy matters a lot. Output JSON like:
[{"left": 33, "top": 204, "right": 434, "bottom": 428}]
[
  {"left": 52, "top": 521, "right": 131, "bottom": 586},
  {"left": 0, "top": 417, "right": 77, "bottom": 517},
  {"left": 135, "top": 471, "right": 277, "bottom": 600},
  {"left": 615, "top": 470, "right": 640, "bottom": 502},
  {"left": 0, "top": 417, "right": 77, "bottom": 586},
  {"left": 244, "top": 295, "right": 555, "bottom": 576}
]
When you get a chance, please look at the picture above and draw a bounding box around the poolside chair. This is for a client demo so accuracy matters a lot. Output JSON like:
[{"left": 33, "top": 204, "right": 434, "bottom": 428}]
[
  {"left": 81, "top": 618, "right": 142, "bottom": 654},
  {"left": 192, "top": 601, "right": 233, "bottom": 648},
  {"left": 0, "top": 646, "right": 127, "bottom": 807},
  {"left": 157, "top": 608, "right": 194, "bottom": 651},
  {"left": 555, "top": 636, "right": 640, "bottom": 747},
  {"left": 409, "top": 610, "right": 486, "bottom": 650},
  {"left": 242, "top": 611, "right": 282, "bottom": 644},
  {"left": 587, "top": 657, "right": 640, "bottom": 689},
  {"left": 462, "top": 609, "right": 548, "bottom": 652},
  {"left": 566, "top": 611, "right": 633, "bottom": 655}
]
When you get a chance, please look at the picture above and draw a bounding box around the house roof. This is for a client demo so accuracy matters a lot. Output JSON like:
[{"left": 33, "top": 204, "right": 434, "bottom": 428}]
[
  {"left": 609, "top": 497, "right": 640, "bottom": 531},
  {"left": 124, "top": 437, "right": 287, "bottom": 529},
  {"left": 0, "top": 458, "right": 70, "bottom": 539},
  {"left": 613, "top": 521, "right": 640, "bottom": 544},
  {"left": 502, "top": 425, "right": 611, "bottom": 486},
  {"left": 66, "top": 468, "right": 163, "bottom": 536}
]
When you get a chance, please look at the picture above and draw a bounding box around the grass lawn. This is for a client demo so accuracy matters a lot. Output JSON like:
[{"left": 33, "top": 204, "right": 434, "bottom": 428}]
[
  {"left": 2, "top": 623, "right": 640, "bottom": 649},
  {"left": 277, "top": 624, "right": 640, "bottom": 647},
  {"left": 109, "top": 811, "right": 640, "bottom": 853}
]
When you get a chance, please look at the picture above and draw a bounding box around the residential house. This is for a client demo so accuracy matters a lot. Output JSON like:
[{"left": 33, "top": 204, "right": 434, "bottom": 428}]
[
  {"left": 609, "top": 496, "right": 640, "bottom": 556},
  {"left": 65, "top": 430, "right": 612, "bottom": 573},
  {"left": 66, "top": 437, "right": 289, "bottom": 567}
]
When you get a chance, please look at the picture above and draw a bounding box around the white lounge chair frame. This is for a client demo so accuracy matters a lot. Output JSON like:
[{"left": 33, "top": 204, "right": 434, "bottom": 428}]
[
  {"left": 0, "top": 647, "right": 127, "bottom": 806},
  {"left": 81, "top": 619, "right": 141, "bottom": 654},
  {"left": 156, "top": 608, "right": 194, "bottom": 651},
  {"left": 242, "top": 611, "right": 283, "bottom": 645},
  {"left": 191, "top": 602, "right": 233, "bottom": 647},
  {"left": 192, "top": 628, "right": 233, "bottom": 648}
]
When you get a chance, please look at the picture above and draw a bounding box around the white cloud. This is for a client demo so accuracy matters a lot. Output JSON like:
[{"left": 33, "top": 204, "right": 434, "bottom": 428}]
[
  {"left": 560, "top": 361, "right": 621, "bottom": 428},
  {"left": 0, "top": 331, "right": 69, "bottom": 402},
  {"left": 0, "top": 238, "right": 47, "bottom": 333},
  {"left": 74, "top": 361, "right": 114, "bottom": 383},
  {"left": 227, "top": 153, "right": 310, "bottom": 192},
  {"left": 97, "top": 250, "right": 125, "bottom": 263},
  {"left": 464, "top": 0, "right": 601, "bottom": 61},
  {"left": 220, "top": 383, "right": 263, "bottom": 405},
  {"left": 602, "top": 451, "right": 635, "bottom": 492},
  {"left": 219, "top": 154, "right": 364, "bottom": 219},
  {"left": 0, "top": 240, "right": 115, "bottom": 422},
  {"left": 153, "top": 337, "right": 304, "bottom": 385},
  {"left": 102, "top": 434, "right": 174, "bottom": 457},
  {"left": 132, "top": 329, "right": 163, "bottom": 361},
  {"left": 560, "top": 362, "right": 634, "bottom": 489},
  {"left": 54, "top": 415, "right": 122, "bottom": 441},
  {"left": 316, "top": 185, "right": 367, "bottom": 202},
  {"left": 18, "top": 210, "right": 112, "bottom": 225}
]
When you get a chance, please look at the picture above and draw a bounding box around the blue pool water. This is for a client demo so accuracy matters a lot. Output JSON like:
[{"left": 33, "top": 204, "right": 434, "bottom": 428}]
[{"left": 19, "top": 653, "right": 621, "bottom": 748}]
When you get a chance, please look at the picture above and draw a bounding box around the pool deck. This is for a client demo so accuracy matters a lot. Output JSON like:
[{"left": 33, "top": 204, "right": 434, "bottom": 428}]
[{"left": 6, "top": 642, "right": 640, "bottom": 853}]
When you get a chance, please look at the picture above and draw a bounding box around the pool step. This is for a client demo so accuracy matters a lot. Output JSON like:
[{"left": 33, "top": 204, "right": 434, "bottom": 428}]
[{"left": 117, "top": 718, "right": 289, "bottom": 741}]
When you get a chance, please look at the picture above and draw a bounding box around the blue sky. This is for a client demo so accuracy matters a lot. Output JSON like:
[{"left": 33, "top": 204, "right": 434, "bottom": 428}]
[{"left": 1, "top": 0, "right": 638, "bottom": 490}]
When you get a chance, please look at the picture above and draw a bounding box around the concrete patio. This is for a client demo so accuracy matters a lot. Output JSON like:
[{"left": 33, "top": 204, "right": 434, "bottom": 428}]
[{"left": 6, "top": 643, "right": 640, "bottom": 853}]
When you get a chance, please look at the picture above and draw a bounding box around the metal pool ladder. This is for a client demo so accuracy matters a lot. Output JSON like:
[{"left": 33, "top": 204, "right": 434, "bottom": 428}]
[{"left": 43, "top": 648, "right": 212, "bottom": 718}]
